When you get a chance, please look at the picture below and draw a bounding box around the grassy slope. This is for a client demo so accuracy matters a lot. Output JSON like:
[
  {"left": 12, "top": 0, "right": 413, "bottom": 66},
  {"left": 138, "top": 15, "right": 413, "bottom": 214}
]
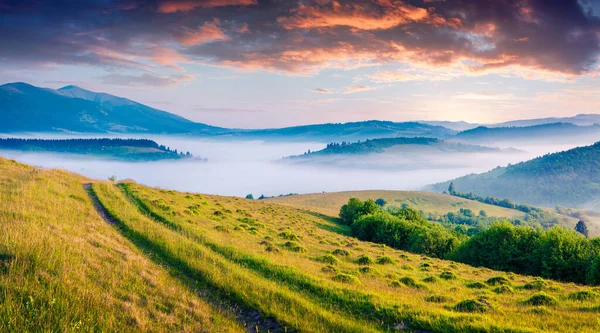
[
  {"left": 0, "top": 158, "right": 241, "bottom": 332},
  {"left": 2, "top": 158, "right": 600, "bottom": 332},
  {"left": 110, "top": 183, "right": 599, "bottom": 332},
  {"left": 266, "top": 190, "right": 526, "bottom": 219}
]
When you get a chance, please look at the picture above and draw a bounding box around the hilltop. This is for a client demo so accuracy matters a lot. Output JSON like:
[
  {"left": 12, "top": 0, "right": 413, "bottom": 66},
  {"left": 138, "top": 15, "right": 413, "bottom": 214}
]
[
  {"left": 2, "top": 158, "right": 599, "bottom": 332},
  {"left": 432, "top": 142, "right": 600, "bottom": 208},
  {"left": 453, "top": 123, "right": 600, "bottom": 145}
]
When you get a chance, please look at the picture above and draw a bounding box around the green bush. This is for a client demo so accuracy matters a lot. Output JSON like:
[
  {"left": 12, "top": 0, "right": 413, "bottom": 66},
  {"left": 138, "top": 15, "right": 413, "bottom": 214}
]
[
  {"left": 466, "top": 281, "right": 487, "bottom": 289},
  {"left": 332, "top": 249, "right": 350, "bottom": 256},
  {"left": 357, "top": 255, "right": 374, "bottom": 265},
  {"left": 316, "top": 254, "right": 339, "bottom": 265},
  {"left": 492, "top": 285, "right": 514, "bottom": 294},
  {"left": 453, "top": 299, "right": 490, "bottom": 313},
  {"left": 332, "top": 273, "right": 360, "bottom": 284},
  {"left": 440, "top": 271, "right": 457, "bottom": 280},
  {"left": 523, "top": 278, "right": 547, "bottom": 291},
  {"left": 523, "top": 293, "right": 558, "bottom": 306},
  {"left": 486, "top": 276, "right": 511, "bottom": 286},
  {"left": 567, "top": 290, "right": 599, "bottom": 301},
  {"left": 425, "top": 295, "right": 450, "bottom": 303},
  {"left": 376, "top": 256, "right": 395, "bottom": 265},
  {"left": 422, "top": 276, "right": 439, "bottom": 283},
  {"left": 279, "top": 231, "right": 300, "bottom": 240},
  {"left": 398, "top": 277, "right": 425, "bottom": 289}
]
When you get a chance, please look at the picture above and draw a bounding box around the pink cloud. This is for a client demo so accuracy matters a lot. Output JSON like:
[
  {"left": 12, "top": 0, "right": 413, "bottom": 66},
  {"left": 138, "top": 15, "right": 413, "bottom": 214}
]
[{"left": 158, "top": 0, "right": 257, "bottom": 13}]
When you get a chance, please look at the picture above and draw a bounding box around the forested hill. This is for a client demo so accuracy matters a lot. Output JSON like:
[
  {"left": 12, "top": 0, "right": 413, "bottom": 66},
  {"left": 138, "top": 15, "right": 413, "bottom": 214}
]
[
  {"left": 432, "top": 142, "right": 600, "bottom": 207},
  {"left": 288, "top": 137, "right": 503, "bottom": 158},
  {"left": 0, "top": 138, "right": 194, "bottom": 161}
]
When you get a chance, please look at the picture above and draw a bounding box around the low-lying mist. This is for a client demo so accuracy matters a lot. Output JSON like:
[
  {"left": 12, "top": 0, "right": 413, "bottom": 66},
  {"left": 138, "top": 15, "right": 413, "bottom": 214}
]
[{"left": 0, "top": 135, "right": 597, "bottom": 197}]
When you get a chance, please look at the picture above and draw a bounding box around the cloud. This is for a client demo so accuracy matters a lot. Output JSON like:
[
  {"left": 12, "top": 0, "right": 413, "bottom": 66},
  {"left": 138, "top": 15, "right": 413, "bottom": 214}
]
[
  {"left": 0, "top": 0, "right": 599, "bottom": 80},
  {"left": 343, "top": 85, "right": 376, "bottom": 94},
  {"left": 157, "top": 0, "right": 257, "bottom": 13},
  {"left": 177, "top": 19, "right": 230, "bottom": 46},
  {"left": 99, "top": 73, "right": 195, "bottom": 87},
  {"left": 453, "top": 92, "right": 515, "bottom": 101},
  {"left": 312, "top": 88, "right": 332, "bottom": 94}
]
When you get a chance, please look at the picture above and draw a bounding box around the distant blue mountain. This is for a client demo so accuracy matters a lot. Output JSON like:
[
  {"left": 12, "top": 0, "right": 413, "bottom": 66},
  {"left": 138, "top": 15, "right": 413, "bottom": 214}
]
[
  {"left": 0, "top": 82, "right": 456, "bottom": 141},
  {"left": 0, "top": 82, "right": 226, "bottom": 134}
]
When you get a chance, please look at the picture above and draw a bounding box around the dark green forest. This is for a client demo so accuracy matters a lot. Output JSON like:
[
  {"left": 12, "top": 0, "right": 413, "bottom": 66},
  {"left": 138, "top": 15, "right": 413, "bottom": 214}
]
[{"left": 0, "top": 138, "right": 193, "bottom": 161}]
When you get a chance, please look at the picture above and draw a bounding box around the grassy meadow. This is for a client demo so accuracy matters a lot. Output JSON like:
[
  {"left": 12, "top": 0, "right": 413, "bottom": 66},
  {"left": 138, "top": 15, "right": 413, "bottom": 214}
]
[
  {"left": 266, "top": 190, "right": 527, "bottom": 219},
  {"left": 1, "top": 157, "right": 600, "bottom": 332}
]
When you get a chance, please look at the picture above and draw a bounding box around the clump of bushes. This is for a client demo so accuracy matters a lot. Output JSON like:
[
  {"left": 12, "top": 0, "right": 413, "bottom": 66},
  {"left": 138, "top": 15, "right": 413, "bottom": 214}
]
[
  {"left": 357, "top": 255, "right": 374, "bottom": 265},
  {"left": 358, "top": 267, "right": 374, "bottom": 274},
  {"left": 321, "top": 265, "right": 338, "bottom": 273},
  {"left": 376, "top": 256, "right": 395, "bottom": 265},
  {"left": 466, "top": 281, "right": 487, "bottom": 289},
  {"left": 523, "top": 292, "right": 558, "bottom": 306},
  {"left": 284, "top": 241, "right": 306, "bottom": 253},
  {"left": 425, "top": 295, "right": 450, "bottom": 303},
  {"left": 440, "top": 271, "right": 457, "bottom": 280},
  {"left": 213, "top": 225, "right": 229, "bottom": 233},
  {"left": 567, "top": 290, "right": 599, "bottom": 302},
  {"left": 279, "top": 231, "right": 300, "bottom": 240},
  {"left": 453, "top": 299, "right": 490, "bottom": 313},
  {"left": 332, "top": 273, "right": 360, "bottom": 284},
  {"left": 523, "top": 277, "right": 547, "bottom": 291},
  {"left": 486, "top": 276, "right": 511, "bottom": 286},
  {"left": 422, "top": 276, "right": 439, "bottom": 283},
  {"left": 493, "top": 285, "right": 514, "bottom": 294},
  {"left": 397, "top": 277, "right": 425, "bottom": 289},
  {"left": 332, "top": 249, "right": 351, "bottom": 257},
  {"left": 316, "top": 254, "right": 339, "bottom": 265}
]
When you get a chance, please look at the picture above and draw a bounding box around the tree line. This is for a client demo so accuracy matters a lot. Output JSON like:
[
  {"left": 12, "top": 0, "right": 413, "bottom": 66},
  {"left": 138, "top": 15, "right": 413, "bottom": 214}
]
[{"left": 340, "top": 197, "right": 600, "bottom": 285}]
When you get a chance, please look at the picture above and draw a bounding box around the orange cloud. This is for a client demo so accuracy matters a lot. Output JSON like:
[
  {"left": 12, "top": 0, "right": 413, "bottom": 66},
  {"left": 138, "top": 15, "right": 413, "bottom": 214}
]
[
  {"left": 148, "top": 46, "right": 187, "bottom": 65},
  {"left": 178, "top": 19, "right": 230, "bottom": 46},
  {"left": 278, "top": 2, "right": 429, "bottom": 30},
  {"left": 158, "top": 0, "right": 257, "bottom": 13}
]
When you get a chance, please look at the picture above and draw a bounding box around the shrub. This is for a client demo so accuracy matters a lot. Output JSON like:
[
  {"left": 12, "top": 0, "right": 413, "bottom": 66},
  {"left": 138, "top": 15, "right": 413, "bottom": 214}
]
[
  {"left": 214, "top": 225, "right": 229, "bottom": 232},
  {"left": 486, "top": 276, "right": 511, "bottom": 286},
  {"left": 376, "top": 256, "right": 395, "bottom": 265},
  {"left": 398, "top": 277, "right": 425, "bottom": 289},
  {"left": 493, "top": 285, "right": 514, "bottom": 294},
  {"left": 453, "top": 299, "right": 490, "bottom": 313},
  {"left": 425, "top": 295, "right": 450, "bottom": 303},
  {"left": 466, "top": 281, "right": 487, "bottom": 289},
  {"left": 332, "top": 273, "right": 360, "bottom": 284},
  {"left": 357, "top": 255, "right": 374, "bottom": 265},
  {"left": 523, "top": 277, "right": 547, "bottom": 291},
  {"left": 317, "top": 254, "right": 339, "bottom": 265},
  {"left": 422, "top": 276, "right": 439, "bottom": 283},
  {"left": 332, "top": 249, "right": 350, "bottom": 257},
  {"left": 279, "top": 231, "right": 300, "bottom": 240},
  {"left": 284, "top": 241, "right": 306, "bottom": 253},
  {"left": 568, "top": 290, "right": 599, "bottom": 301},
  {"left": 358, "top": 267, "right": 374, "bottom": 274},
  {"left": 440, "top": 271, "right": 457, "bottom": 280},
  {"left": 523, "top": 293, "right": 558, "bottom": 306},
  {"left": 321, "top": 265, "right": 338, "bottom": 273}
]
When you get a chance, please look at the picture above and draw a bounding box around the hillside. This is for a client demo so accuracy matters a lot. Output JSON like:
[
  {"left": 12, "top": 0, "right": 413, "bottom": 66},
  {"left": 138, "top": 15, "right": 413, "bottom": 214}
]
[
  {"left": 265, "top": 190, "right": 526, "bottom": 219},
  {"left": 432, "top": 142, "right": 600, "bottom": 208},
  {"left": 0, "top": 82, "right": 225, "bottom": 134},
  {"left": 288, "top": 137, "right": 505, "bottom": 157},
  {"left": 453, "top": 123, "right": 600, "bottom": 145},
  {"left": 2, "top": 158, "right": 599, "bottom": 332},
  {"left": 228, "top": 121, "right": 456, "bottom": 142},
  {"left": 0, "top": 138, "right": 195, "bottom": 161}
]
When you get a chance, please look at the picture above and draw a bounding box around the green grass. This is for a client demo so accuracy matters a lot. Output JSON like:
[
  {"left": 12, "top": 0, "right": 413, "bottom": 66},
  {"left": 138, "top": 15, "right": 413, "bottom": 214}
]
[{"left": 2, "top": 157, "right": 600, "bottom": 332}]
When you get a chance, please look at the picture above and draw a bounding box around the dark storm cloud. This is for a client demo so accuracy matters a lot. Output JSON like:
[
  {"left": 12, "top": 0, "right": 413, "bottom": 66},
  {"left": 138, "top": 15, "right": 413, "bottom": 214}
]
[{"left": 0, "top": 0, "right": 598, "bottom": 76}]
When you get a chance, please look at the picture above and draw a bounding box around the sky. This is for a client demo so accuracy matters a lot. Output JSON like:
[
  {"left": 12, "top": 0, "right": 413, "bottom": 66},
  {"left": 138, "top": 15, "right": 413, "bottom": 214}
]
[{"left": 1, "top": 0, "right": 600, "bottom": 128}]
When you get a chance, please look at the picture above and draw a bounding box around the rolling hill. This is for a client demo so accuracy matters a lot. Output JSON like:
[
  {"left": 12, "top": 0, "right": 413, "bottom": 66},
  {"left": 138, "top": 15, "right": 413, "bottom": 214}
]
[
  {"left": 2, "top": 158, "right": 599, "bottom": 332},
  {"left": 432, "top": 142, "right": 600, "bottom": 208}
]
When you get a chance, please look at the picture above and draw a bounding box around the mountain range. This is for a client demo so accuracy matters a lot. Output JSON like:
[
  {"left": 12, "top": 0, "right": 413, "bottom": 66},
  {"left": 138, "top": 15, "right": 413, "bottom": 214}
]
[{"left": 2, "top": 82, "right": 600, "bottom": 144}]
